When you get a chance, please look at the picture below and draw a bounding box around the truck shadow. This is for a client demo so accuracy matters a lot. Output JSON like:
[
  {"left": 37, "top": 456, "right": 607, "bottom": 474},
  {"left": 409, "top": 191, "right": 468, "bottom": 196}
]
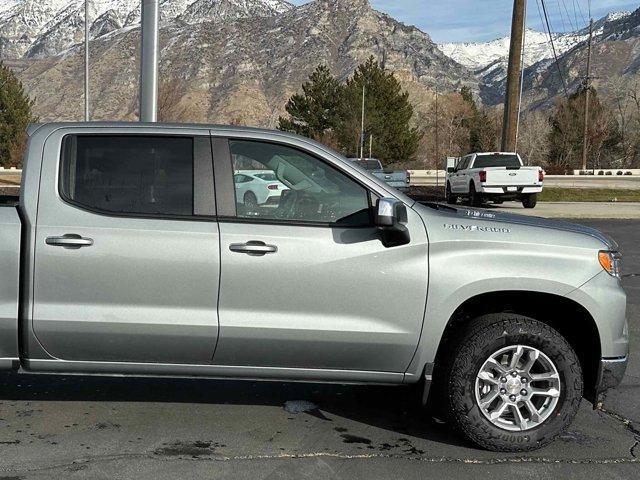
[{"left": 0, "top": 372, "right": 468, "bottom": 449}]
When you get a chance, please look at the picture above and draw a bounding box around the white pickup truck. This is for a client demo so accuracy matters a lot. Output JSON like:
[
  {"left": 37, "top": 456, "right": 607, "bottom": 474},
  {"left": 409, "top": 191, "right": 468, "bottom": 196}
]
[{"left": 445, "top": 153, "right": 544, "bottom": 209}]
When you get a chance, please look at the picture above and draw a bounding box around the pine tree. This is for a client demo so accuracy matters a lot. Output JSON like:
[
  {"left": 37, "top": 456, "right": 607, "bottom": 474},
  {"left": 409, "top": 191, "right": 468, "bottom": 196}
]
[
  {"left": 336, "top": 57, "right": 421, "bottom": 164},
  {"left": 0, "top": 61, "right": 36, "bottom": 168},
  {"left": 278, "top": 65, "right": 343, "bottom": 142}
]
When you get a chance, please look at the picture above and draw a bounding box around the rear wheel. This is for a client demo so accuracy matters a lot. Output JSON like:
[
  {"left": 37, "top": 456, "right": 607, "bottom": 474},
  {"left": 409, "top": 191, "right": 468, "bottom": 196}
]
[
  {"left": 444, "top": 314, "right": 582, "bottom": 452},
  {"left": 244, "top": 191, "right": 258, "bottom": 209},
  {"left": 469, "top": 183, "right": 483, "bottom": 207},
  {"left": 522, "top": 194, "right": 538, "bottom": 209},
  {"left": 446, "top": 183, "right": 458, "bottom": 205}
]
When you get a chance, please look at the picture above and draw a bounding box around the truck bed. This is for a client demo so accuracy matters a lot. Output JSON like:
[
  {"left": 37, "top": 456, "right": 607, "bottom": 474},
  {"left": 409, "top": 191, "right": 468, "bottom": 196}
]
[{"left": 0, "top": 204, "right": 21, "bottom": 363}]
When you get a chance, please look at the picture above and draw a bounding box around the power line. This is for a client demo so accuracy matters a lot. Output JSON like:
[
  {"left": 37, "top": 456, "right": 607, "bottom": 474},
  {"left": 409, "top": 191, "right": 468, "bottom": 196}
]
[
  {"left": 558, "top": 0, "right": 577, "bottom": 31},
  {"left": 539, "top": 0, "right": 570, "bottom": 98},
  {"left": 555, "top": 0, "right": 569, "bottom": 33},
  {"left": 573, "top": 0, "right": 587, "bottom": 27}
]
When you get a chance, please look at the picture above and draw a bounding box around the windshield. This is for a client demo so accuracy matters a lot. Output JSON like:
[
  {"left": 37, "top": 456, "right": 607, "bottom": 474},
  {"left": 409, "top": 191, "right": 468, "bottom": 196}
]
[{"left": 473, "top": 155, "right": 521, "bottom": 168}]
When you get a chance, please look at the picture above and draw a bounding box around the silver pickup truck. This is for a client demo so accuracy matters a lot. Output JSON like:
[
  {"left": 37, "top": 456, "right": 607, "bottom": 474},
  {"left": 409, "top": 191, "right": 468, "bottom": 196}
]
[
  {"left": 349, "top": 158, "right": 410, "bottom": 192},
  {"left": 0, "top": 122, "right": 628, "bottom": 452}
]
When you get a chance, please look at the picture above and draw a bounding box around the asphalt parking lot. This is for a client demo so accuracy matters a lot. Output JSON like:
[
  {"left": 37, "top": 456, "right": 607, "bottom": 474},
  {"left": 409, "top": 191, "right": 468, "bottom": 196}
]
[{"left": 0, "top": 219, "right": 638, "bottom": 479}]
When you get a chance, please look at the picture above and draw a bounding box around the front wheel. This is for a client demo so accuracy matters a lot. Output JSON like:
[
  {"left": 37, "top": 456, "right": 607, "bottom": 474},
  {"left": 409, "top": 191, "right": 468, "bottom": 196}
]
[
  {"left": 522, "top": 194, "right": 538, "bottom": 209},
  {"left": 445, "top": 314, "right": 583, "bottom": 452},
  {"left": 446, "top": 183, "right": 458, "bottom": 205}
]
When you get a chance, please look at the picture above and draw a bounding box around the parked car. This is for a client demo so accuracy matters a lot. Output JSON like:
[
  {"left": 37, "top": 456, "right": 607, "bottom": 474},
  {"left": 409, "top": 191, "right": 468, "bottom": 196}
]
[
  {"left": 234, "top": 170, "right": 288, "bottom": 208},
  {"left": 446, "top": 153, "right": 544, "bottom": 208},
  {"left": 0, "top": 122, "right": 627, "bottom": 453},
  {"left": 349, "top": 158, "right": 410, "bottom": 192}
]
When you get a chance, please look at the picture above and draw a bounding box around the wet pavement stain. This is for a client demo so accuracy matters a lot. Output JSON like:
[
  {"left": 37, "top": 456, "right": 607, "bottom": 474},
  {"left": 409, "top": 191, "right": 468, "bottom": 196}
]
[
  {"left": 93, "top": 422, "right": 121, "bottom": 431},
  {"left": 154, "top": 441, "right": 224, "bottom": 458},
  {"left": 340, "top": 434, "right": 372, "bottom": 445}
]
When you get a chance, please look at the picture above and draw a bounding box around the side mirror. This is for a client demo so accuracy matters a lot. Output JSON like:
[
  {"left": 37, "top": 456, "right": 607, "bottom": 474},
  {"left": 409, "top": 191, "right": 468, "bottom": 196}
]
[
  {"left": 375, "top": 198, "right": 410, "bottom": 247},
  {"left": 447, "top": 167, "right": 455, "bottom": 173}
]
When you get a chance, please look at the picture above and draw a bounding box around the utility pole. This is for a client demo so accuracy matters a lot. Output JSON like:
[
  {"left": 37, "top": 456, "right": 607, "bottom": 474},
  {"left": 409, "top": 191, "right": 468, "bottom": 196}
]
[
  {"left": 369, "top": 133, "right": 373, "bottom": 159},
  {"left": 84, "top": 0, "right": 90, "bottom": 121},
  {"left": 501, "top": 0, "right": 527, "bottom": 152},
  {"left": 360, "top": 84, "right": 366, "bottom": 159},
  {"left": 140, "top": 0, "right": 159, "bottom": 122},
  {"left": 581, "top": 18, "right": 594, "bottom": 171}
]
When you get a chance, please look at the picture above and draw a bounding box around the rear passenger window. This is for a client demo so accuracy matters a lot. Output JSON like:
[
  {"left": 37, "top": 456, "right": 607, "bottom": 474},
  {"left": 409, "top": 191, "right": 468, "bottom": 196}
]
[{"left": 60, "top": 136, "right": 194, "bottom": 216}]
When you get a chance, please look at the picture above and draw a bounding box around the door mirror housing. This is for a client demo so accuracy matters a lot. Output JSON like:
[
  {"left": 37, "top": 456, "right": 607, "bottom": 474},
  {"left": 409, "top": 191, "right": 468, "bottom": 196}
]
[{"left": 375, "top": 198, "right": 410, "bottom": 247}]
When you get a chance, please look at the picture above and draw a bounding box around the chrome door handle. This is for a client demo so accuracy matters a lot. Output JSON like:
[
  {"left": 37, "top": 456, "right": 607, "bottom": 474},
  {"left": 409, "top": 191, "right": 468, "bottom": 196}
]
[
  {"left": 229, "top": 241, "right": 278, "bottom": 256},
  {"left": 46, "top": 234, "right": 94, "bottom": 249}
]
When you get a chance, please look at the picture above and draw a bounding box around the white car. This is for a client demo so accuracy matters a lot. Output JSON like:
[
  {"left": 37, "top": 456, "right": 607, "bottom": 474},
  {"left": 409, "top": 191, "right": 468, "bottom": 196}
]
[
  {"left": 234, "top": 170, "right": 288, "bottom": 208},
  {"left": 445, "top": 152, "right": 544, "bottom": 209}
]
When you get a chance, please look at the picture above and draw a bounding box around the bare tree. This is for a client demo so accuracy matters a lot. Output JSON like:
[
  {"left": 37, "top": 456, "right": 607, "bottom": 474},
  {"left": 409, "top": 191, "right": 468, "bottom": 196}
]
[
  {"left": 518, "top": 111, "right": 551, "bottom": 167},
  {"left": 417, "top": 92, "right": 474, "bottom": 168}
]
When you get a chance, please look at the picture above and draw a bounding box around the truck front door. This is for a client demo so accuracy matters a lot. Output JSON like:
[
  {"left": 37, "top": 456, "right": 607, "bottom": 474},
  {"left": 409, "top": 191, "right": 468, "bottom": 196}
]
[
  {"left": 31, "top": 130, "right": 220, "bottom": 364},
  {"left": 212, "top": 137, "right": 429, "bottom": 373}
]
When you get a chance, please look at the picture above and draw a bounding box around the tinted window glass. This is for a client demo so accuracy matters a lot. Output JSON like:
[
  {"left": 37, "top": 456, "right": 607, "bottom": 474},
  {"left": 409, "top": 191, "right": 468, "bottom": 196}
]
[
  {"left": 61, "top": 136, "right": 194, "bottom": 216},
  {"left": 230, "top": 141, "right": 371, "bottom": 226},
  {"left": 473, "top": 155, "right": 521, "bottom": 168}
]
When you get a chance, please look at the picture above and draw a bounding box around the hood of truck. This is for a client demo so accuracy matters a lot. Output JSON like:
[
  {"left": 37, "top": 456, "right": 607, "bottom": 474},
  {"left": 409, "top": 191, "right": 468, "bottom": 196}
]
[{"left": 415, "top": 202, "right": 618, "bottom": 250}]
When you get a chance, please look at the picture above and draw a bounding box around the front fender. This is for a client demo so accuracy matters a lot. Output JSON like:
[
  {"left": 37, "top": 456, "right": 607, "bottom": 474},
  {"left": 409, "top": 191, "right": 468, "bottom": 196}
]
[{"left": 404, "top": 230, "right": 604, "bottom": 381}]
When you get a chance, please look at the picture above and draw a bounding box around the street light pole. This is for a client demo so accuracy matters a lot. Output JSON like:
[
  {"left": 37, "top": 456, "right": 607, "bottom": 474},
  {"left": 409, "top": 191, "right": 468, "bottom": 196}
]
[
  {"left": 360, "top": 84, "right": 365, "bottom": 160},
  {"left": 140, "top": 0, "right": 159, "bottom": 122},
  {"left": 84, "top": 0, "right": 90, "bottom": 122}
]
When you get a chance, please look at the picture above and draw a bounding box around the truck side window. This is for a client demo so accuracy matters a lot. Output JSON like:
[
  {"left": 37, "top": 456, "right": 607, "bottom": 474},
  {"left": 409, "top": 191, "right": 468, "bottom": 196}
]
[
  {"left": 229, "top": 140, "right": 371, "bottom": 226},
  {"left": 60, "top": 135, "right": 194, "bottom": 217}
]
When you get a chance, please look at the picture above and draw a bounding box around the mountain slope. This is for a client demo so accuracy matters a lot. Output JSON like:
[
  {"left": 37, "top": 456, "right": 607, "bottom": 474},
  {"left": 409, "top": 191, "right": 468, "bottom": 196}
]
[
  {"left": 15, "top": 0, "right": 477, "bottom": 126},
  {"left": 518, "top": 7, "right": 640, "bottom": 110}
]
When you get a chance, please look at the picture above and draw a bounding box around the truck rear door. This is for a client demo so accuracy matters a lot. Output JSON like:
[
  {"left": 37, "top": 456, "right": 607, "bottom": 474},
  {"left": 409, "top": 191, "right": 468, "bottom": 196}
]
[{"left": 31, "top": 129, "right": 220, "bottom": 364}]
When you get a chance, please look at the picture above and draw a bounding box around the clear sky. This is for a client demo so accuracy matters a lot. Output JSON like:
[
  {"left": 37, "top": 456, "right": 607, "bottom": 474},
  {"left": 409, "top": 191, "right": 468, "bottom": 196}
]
[{"left": 288, "top": 1, "right": 640, "bottom": 43}]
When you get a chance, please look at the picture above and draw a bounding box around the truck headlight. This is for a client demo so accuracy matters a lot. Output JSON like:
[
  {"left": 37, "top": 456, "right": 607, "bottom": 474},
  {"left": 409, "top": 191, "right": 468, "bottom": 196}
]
[{"left": 599, "top": 251, "right": 622, "bottom": 277}]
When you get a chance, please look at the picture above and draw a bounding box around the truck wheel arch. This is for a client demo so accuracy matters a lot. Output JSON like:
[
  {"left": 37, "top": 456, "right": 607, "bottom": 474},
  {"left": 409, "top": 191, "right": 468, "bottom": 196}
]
[{"left": 427, "top": 291, "right": 601, "bottom": 405}]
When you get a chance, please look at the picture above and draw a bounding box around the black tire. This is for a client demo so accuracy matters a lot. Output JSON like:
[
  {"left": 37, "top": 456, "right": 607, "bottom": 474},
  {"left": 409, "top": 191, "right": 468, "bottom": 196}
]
[
  {"left": 446, "top": 183, "right": 457, "bottom": 205},
  {"left": 469, "top": 183, "right": 482, "bottom": 207},
  {"left": 522, "top": 194, "right": 538, "bottom": 209},
  {"left": 493, "top": 199, "right": 504, "bottom": 205},
  {"left": 444, "top": 314, "right": 583, "bottom": 452},
  {"left": 244, "top": 191, "right": 258, "bottom": 209}
]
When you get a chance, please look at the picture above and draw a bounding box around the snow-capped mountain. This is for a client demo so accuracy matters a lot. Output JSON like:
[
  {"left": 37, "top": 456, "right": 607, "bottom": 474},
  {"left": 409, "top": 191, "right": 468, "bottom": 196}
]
[
  {"left": 0, "top": 0, "right": 293, "bottom": 59},
  {"left": 440, "top": 29, "right": 588, "bottom": 84},
  {"left": 438, "top": 11, "right": 632, "bottom": 86}
]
